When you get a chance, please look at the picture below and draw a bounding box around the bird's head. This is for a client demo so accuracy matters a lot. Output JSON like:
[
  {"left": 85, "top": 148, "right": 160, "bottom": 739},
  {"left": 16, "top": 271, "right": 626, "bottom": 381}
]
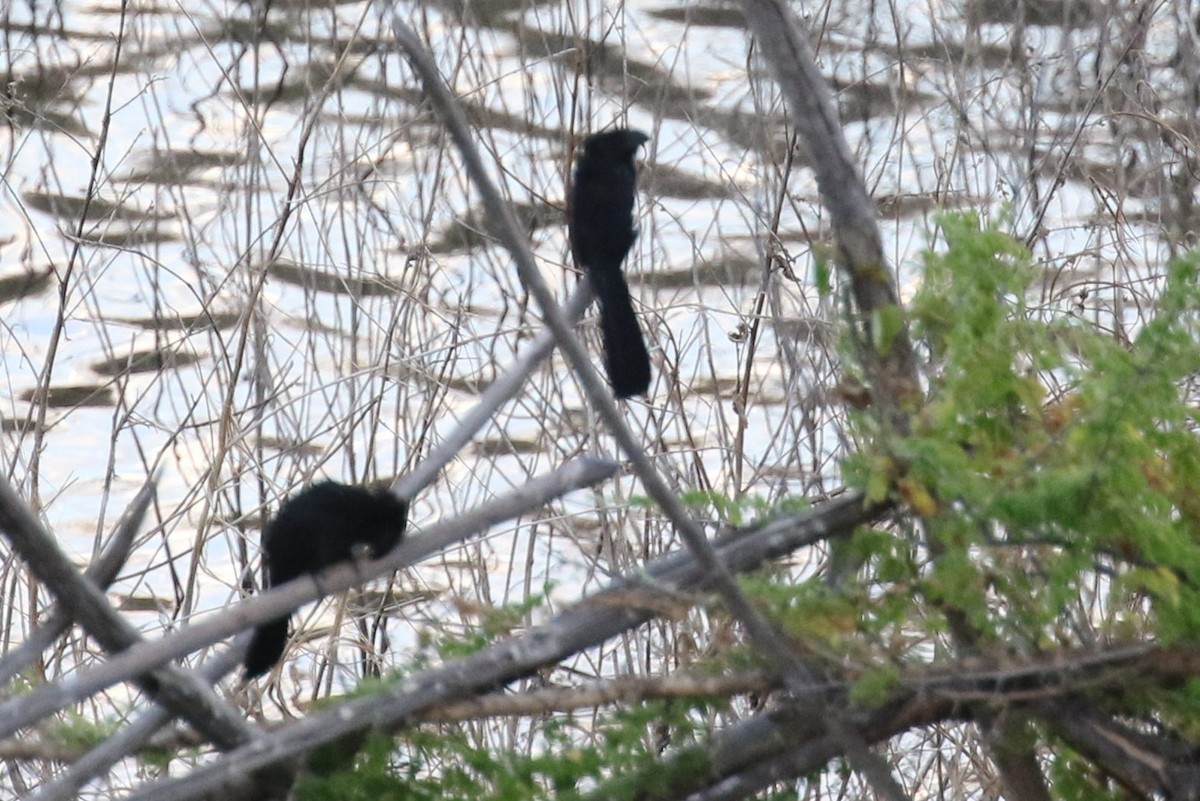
[
  {"left": 582, "top": 128, "right": 649, "bottom": 160},
  {"left": 361, "top": 487, "right": 409, "bottom": 556}
]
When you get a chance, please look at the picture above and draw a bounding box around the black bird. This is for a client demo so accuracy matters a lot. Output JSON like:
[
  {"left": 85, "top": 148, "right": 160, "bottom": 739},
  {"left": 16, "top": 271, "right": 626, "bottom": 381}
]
[
  {"left": 570, "top": 128, "right": 651, "bottom": 399},
  {"left": 242, "top": 481, "right": 408, "bottom": 679}
]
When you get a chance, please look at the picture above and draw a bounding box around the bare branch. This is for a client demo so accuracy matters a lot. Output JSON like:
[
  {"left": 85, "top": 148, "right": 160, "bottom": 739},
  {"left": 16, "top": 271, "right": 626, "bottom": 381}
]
[
  {"left": 1050, "top": 707, "right": 1200, "bottom": 799},
  {"left": 740, "top": 0, "right": 920, "bottom": 426},
  {"left": 425, "top": 672, "right": 774, "bottom": 723},
  {"left": 116, "top": 491, "right": 877, "bottom": 801},
  {"left": 0, "top": 475, "right": 157, "bottom": 685},
  {"left": 386, "top": 30, "right": 904, "bottom": 798},
  {"left": 393, "top": 286, "right": 592, "bottom": 500},
  {"left": 0, "top": 457, "right": 619, "bottom": 735},
  {"left": 0, "top": 475, "right": 261, "bottom": 752},
  {"left": 28, "top": 646, "right": 246, "bottom": 801}
]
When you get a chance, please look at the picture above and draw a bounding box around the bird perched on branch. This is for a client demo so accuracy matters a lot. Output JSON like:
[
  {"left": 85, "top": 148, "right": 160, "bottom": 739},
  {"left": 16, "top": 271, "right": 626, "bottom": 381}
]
[
  {"left": 242, "top": 481, "right": 408, "bottom": 679},
  {"left": 569, "top": 128, "right": 651, "bottom": 399}
]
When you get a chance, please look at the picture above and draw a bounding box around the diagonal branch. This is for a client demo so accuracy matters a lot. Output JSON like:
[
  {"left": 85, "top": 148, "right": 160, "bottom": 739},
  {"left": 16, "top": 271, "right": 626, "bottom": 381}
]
[
  {"left": 0, "top": 457, "right": 619, "bottom": 736},
  {"left": 115, "top": 492, "right": 879, "bottom": 801},
  {"left": 390, "top": 20, "right": 908, "bottom": 799},
  {"left": 393, "top": 286, "right": 592, "bottom": 499},
  {"left": 1050, "top": 705, "right": 1200, "bottom": 799},
  {"left": 27, "top": 646, "right": 246, "bottom": 801},
  {"left": 0, "top": 476, "right": 156, "bottom": 685},
  {"left": 741, "top": 0, "right": 920, "bottom": 429},
  {"left": 0, "top": 475, "right": 261, "bottom": 752}
]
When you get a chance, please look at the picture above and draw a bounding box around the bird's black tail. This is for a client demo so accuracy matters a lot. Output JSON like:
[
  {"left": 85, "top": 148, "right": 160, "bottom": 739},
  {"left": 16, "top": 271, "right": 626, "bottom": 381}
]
[
  {"left": 243, "top": 617, "right": 289, "bottom": 679},
  {"left": 592, "top": 270, "right": 651, "bottom": 398}
]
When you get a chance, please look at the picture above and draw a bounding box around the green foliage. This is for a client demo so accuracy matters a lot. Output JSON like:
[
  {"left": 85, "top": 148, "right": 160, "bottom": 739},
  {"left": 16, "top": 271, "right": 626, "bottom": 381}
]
[
  {"left": 676, "top": 489, "right": 810, "bottom": 527},
  {"left": 742, "top": 572, "right": 859, "bottom": 647},
  {"left": 1045, "top": 745, "right": 1125, "bottom": 801},
  {"left": 413, "top": 587, "right": 553, "bottom": 663},
  {"left": 842, "top": 213, "right": 1200, "bottom": 651},
  {"left": 136, "top": 743, "right": 175, "bottom": 771},
  {"left": 296, "top": 701, "right": 719, "bottom": 801},
  {"left": 737, "top": 522, "right": 922, "bottom": 669},
  {"left": 813, "top": 253, "right": 833, "bottom": 298},
  {"left": 1133, "top": 678, "right": 1200, "bottom": 741},
  {"left": 847, "top": 663, "right": 901, "bottom": 708},
  {"left": 871, "top": 303, "right": 908, "bottom": 356},
  {"left": 301, "top": 216, "right": 1200, "bottom": 797},
  {"left": 44, "top": 711, "right": 117, "bottom": 751},
  {"left": 767, "top": 216, "right": 1200, "bottom": 797},
  {"left": 296, "top": 732, "right": 411, "bottom": 801}
]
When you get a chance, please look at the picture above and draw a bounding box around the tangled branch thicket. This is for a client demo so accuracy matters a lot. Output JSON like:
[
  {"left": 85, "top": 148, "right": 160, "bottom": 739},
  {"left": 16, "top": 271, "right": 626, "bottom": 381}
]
[{"left": 2, "top": 0, "right": 1200, "bottom": 798}]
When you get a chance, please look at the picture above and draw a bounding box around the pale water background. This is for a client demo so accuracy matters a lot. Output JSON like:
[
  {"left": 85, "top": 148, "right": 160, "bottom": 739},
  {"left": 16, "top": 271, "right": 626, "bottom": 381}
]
[{"left": 0, "top": 0, "right": 1193, "bottom": 787}]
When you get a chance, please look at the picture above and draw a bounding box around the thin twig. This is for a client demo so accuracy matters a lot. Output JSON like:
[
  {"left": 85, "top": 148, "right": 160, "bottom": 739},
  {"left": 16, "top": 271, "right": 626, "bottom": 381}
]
[
  {"left": 28, "top": 645, "right": 245, "bottom": 801},
  {"left": 0, "top": 475, "right": 261, "bottom": 751},
  {"left": 115, "top": 492, "right": 874, "bottom": 801},
  {"left": 0, "top": 475, "right": 157, "bottom": 685},
  {"left": 23, "top": 0, "right": 131, "bottom": 494},
  {"left": 393, "top": 286, "right": 592, "bottom": 499},
  {"left": 390, "top": 25, "right": 884, "bottom": 784},
  {"left": 741, "top": 0, "right": 920, "bottom": 431},
  {"left": 0, "top": 457, "right": 620, "bottom": 734}
]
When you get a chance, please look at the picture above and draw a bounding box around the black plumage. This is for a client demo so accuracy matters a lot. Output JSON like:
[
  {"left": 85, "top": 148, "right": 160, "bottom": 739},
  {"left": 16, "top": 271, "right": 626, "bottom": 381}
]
[
  {"left": 242, "top": 481, "right": 408, "bottom": 679},
  {"left": 570, "top": 128, "right": 651, "bottom": 399}
]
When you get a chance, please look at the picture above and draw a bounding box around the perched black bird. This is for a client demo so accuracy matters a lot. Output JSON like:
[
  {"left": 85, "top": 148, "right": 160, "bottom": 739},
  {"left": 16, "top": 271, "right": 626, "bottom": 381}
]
[
  {"left": 570, "top": 128, "right": 651, "bottom": 399},
  {"left": 242, "top": 481, "right": 408, "bottom": 679}
]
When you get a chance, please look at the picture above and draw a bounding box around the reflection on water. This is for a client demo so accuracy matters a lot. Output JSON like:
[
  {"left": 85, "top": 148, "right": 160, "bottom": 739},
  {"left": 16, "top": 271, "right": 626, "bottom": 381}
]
[{"left": 0, "top": 0, "right": 1194, "bottom": 782}]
